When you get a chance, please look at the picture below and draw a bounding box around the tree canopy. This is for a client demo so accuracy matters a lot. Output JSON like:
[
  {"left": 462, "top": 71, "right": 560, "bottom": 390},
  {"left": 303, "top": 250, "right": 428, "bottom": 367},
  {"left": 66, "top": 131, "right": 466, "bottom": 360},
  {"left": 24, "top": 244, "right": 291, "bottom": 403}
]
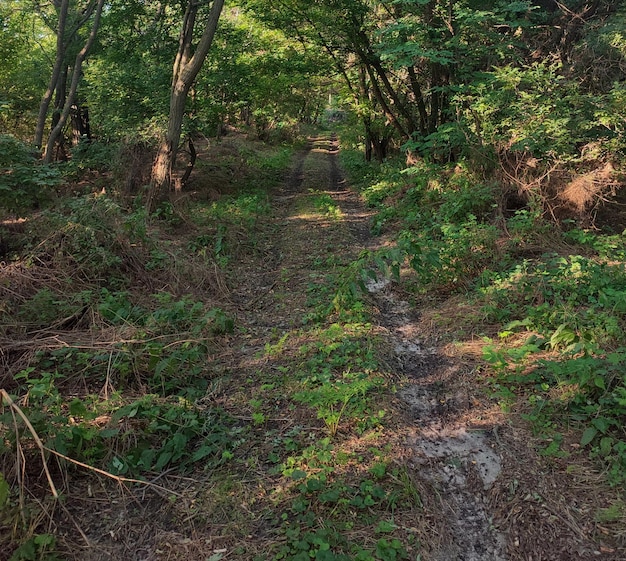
[{"left": 0, "top": 0, "right": 624, "bottom": 194}]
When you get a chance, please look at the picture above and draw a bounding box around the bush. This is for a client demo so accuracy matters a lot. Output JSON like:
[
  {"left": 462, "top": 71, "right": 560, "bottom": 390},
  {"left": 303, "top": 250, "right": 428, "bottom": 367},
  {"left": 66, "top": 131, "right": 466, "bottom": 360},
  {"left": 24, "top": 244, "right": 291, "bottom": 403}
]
[{"left": 0, "top": 135, "right": 60, "bottom": 214}]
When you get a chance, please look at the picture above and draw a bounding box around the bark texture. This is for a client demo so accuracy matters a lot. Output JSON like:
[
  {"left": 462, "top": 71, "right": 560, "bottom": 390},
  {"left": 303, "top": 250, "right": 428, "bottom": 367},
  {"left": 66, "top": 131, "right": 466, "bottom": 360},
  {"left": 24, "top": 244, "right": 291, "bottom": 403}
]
[{"left": 147, "top": 0, "right": 225, "bottom": 213}]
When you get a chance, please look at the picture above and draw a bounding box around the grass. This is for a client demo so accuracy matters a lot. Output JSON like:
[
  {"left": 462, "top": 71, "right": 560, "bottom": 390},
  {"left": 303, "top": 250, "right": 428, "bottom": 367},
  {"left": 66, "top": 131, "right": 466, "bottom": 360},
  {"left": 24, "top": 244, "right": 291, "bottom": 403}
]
[{"left": 0, "top": 133, "right": 424, "bottom": 561}]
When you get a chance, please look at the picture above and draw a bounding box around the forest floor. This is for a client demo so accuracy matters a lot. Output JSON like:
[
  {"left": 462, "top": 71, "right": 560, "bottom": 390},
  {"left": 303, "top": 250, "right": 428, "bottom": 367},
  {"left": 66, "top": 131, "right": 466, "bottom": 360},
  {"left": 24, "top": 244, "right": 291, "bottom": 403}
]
[{"left": 2, "top": 132, "right": 625, "bottom": 561}]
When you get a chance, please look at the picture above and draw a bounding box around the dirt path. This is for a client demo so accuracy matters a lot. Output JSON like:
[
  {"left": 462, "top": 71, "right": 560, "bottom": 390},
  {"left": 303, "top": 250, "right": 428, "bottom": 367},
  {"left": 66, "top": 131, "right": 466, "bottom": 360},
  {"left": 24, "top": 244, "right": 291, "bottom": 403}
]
[
  {"left": 319, "top": 137, "right": 506, "bottom": 560},
  {"left": 60, "top": 133, "right": 622, "bottom": 561},
  {"left": 216, "top": 134, "right": 508, "bottom": 560},
  {"left": 221, "top": 133, "right": 623, "bottom": 561}
]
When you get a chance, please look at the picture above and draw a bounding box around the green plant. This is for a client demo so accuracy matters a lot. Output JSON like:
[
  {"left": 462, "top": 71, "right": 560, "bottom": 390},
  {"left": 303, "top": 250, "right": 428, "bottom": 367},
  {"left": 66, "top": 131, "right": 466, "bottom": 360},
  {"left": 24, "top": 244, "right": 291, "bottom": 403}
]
[
  {"left": 16, "top": 288, "right": 92, "bottom": 327},
  {"left": 108, "top": 396, "right": 239, "bottom": 475},
  {"left": 309, "top": 189, "right": 342, "bottom": 219},
  {"left": 273, "top": 468, "right": 410, "bottom": 561},
  {"left": 481, "top": 255, "right": 626, "bottom": 349},
  {"left": 0, "top": 135, "right": 60, "bottom": 214},
  {"left": 8, "top": 534, "right": 62, "bottom": 561},
  {"left": 293, "top": 374, "right": 382, "bottom": 437}
]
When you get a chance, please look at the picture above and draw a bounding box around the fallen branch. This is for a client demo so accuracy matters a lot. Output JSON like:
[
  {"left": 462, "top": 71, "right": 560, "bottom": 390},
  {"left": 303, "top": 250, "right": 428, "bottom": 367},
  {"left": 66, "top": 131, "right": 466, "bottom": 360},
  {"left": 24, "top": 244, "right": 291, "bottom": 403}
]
[
  {"left": 1, "top": 389, "right": 184, "bottom": 499},
  {"left": 1, "top": 389, "right": 58, "bottom": 498}
]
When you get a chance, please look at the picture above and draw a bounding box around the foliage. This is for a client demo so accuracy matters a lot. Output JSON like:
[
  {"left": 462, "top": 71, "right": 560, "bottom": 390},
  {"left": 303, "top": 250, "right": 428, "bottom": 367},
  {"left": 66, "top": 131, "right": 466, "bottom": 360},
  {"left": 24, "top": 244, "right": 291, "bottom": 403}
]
[
  {"left": 456, "top": 63, "right": 623, "bottom": 160},
  {"left": 341, "top": 106, "right": 626, "bottom": 487},
  {"left": 7, "top": 533, "right": 61, "bottom": 561},
  {"left": 190, "top": 185, "right": 272, "bottom": 265},
  {"left": 479, "top": 249, "right": 626, "bottom": 482},
  {"left": 0, "top": 135, "right": 60, "bottom": 214},
  {"left": 274, "top": 469, "right": 410, "bottom": 561},
  {"left": 481, "top": 255, "right": 626, "bottom": 348},
  {"left": 2, "top": 372, "right": 238, "bottom": 477},
  {"left": 348, "top": 155, "right": 499, "bottom": 292},
  {"left": 31, "top": 194, "right": 145, "bottom": 282},
  {"left": 1, "top": 0, "right": 626, "bottom": 556},
  {"left": 0, "top": 3, "right": 49, "bottom": 137}
]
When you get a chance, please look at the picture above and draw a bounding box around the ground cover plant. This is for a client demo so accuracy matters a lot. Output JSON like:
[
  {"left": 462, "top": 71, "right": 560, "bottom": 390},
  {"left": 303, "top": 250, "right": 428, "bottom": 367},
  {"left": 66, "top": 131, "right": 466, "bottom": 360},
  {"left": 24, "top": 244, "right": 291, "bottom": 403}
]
[
  {"left": 339, "top": 120, "right": 626, "bottom": 548},
  {"left": 0, "top": 133, "right": 430, "bottom": 561},
  {"left": 0, "top": 135, "right": 296, "bottom": 558},
  {"left": 2, "top": 0, "right": 626, "bottom": 558}
]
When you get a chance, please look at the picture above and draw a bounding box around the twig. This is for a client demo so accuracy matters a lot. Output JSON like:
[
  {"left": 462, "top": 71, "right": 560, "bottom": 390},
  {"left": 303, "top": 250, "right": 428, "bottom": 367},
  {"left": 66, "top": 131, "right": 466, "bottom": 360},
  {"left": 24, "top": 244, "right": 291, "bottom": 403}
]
[
  {"left": 1, "top": 389, "right": 184, "bottom": 499},
  {"left": 1, "top": 389, "right": 59, "bottom": 498},
  {"left": 245, "top": 281, "right": 278, "bottom": 309},
  {"left": 10, "top": 404, "right": 27, "bottom": 525},
  {"left": 42, "top": 448, "right": 184, "bottom": 497},
  {"left": 59, "top": 501, "right": 91, "bottom": 546}
]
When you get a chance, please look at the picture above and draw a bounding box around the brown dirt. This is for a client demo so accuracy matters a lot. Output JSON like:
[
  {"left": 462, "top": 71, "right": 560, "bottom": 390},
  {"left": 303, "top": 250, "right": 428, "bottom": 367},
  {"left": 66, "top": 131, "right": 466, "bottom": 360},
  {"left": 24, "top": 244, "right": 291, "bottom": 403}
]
[{"left": 3, "top": 133, "right": 625, "bottom": 561}]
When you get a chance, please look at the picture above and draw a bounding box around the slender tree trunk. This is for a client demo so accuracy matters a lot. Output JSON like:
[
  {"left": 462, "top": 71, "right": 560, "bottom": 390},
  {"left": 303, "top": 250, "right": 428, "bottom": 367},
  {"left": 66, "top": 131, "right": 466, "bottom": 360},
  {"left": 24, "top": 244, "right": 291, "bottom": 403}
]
[
  {"left": 71, "top": 104, "right": 91, "bottom": 145},
  {"left": 51, "top": 64, "right": 68, "bottom": 131},
  {"left": 351, "top": 21, "right": 417, "bottom": 138},
  {"left": 147, "top": 0, "right": 225, "bottom": 213},
  {"left": 368, "top": 54, "right": 419, "bottom": 136},
  {"left": 35, "top": 0, "right": 69, "bottom": 149},
  {"left": 363, "top": 61, "right": 408, "bottom": 138},
  {"left": 43, "top": 0, "right": 105, "bottom": 163},
  {"left": 408, "top": 66, "right": 428, "bottom": 136}
]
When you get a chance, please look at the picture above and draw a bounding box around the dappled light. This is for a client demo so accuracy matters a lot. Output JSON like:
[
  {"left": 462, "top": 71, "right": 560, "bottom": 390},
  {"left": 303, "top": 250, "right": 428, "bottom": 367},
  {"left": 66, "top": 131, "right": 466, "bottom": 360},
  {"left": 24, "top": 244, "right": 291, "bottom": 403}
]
[{"left": 2, "top": 1, "right": 626, "bottom": 560}]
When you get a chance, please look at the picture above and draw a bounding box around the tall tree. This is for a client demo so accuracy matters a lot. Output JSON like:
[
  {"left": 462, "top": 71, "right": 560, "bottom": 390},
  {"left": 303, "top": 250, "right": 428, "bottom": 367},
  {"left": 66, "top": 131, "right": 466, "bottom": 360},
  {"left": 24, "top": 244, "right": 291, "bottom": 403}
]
[
  {"left": 147, "top": 0, "right": 225, "bottom": 212},
  {"left": 33, "top": 0, "right": 105, "bottom": 161}
]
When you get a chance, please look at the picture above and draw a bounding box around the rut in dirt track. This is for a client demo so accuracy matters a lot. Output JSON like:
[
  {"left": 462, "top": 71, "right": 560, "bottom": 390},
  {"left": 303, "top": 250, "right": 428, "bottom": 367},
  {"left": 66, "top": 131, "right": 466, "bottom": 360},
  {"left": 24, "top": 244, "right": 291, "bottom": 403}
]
[
  {"left": 322, "top": 135, "right": 507, "bottom": 561},
  {"left": 229, "top": 133, "right": 508, "bottom": 561}
]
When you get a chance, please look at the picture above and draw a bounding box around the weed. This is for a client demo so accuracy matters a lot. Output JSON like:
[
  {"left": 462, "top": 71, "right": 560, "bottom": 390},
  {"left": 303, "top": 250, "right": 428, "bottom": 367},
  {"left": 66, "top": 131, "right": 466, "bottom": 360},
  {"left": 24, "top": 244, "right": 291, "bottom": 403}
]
[
  {"left": 1, "top": 376, "right": 240, "bottom": 478},
  {"left": 309, "top": 189, "right": 342, "bottom": 219},
  {"left": 0, "top": 135, "right": 60, "bottom": 214},
  {"left": 7, "top": 534, "right": 62, "bottom": 561},
  {"left": 293, "top": 374, "right": 383, "bottom": 437},
  {"left": 482, "top": 256, "right": 626, "bottom": 482},
  {"left": 273, "top": 466, "right": 412, "bottom": 561}
]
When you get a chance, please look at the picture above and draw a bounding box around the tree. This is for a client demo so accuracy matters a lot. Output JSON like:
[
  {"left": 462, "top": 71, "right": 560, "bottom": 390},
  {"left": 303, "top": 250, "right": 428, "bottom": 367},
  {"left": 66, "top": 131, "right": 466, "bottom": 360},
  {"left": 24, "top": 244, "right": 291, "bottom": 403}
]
[
  {"left": 33, "top": 0, "right": 105, "bottom": 162},
  {"left": 0, "top": 3, "right": 45, "bottom": 137},
  {"left": 147, "top": 0, "right": 225, "bottom": 213}
]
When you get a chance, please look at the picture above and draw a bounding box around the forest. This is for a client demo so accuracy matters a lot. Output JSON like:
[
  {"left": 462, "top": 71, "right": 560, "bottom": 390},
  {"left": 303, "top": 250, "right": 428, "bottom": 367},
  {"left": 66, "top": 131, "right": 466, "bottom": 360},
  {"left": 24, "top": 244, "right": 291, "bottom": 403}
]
[{"left": 1, "top": 1, "right": 626, "bottom": 560}]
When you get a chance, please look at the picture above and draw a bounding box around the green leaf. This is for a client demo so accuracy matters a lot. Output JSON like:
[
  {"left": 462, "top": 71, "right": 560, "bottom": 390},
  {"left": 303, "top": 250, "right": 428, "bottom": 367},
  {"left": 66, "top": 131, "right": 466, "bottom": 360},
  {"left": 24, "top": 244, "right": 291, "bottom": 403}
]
[
  {"left": 291, "top": 469, "right": 307, "bottom": 480},
  {"left": 580, "top": 426, "right": 597, "bottom": 447},
  {"left": 319, "top": 488, "right": 341, "bottom": 503},
  {"left": 375, "top": 520, "right": 397, "bottom": 533},
  {"left": 100, "top": 428, "right": 120, "bottom": 438},
  {"left": 306, "top": 477, "right": 324, "bottom": 492},
  {"left": 192, "top": 445, "right": 215, "bottom": 462},
  {"left": 69, "top": 399, "right": 87, "bottom": 417},
  {"left": 591, "top": 417, "right": 611, "bottom": 433},
  {"left": 316, "top": 550, "right": 337, "bottom": 561},
  {"left": 0, "top": 472, "right": 10, "bottom": 506},
  {"left": 154, "top": 451, "right": 173, "bottom": 470}
]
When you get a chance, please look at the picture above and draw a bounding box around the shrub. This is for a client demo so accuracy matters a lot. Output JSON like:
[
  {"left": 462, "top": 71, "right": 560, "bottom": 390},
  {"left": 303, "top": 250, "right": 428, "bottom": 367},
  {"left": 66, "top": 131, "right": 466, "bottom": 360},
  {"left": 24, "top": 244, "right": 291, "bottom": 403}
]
[{"left": 0, "top": 135, "right": 60, "bottom": 214}]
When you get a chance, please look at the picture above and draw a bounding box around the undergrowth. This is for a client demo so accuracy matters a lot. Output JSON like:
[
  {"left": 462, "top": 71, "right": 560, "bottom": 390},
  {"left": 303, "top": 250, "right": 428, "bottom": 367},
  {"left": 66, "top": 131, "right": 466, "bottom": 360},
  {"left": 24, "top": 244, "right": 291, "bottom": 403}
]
[
  {"left": 0, "top": 137, "right": 292, "bottom": 559},
  {"left": 340, "top": 141, "right": 626, "bottom": 488},
  {"left": 241, "top": 146, "right": 423, "bottom": 561}
]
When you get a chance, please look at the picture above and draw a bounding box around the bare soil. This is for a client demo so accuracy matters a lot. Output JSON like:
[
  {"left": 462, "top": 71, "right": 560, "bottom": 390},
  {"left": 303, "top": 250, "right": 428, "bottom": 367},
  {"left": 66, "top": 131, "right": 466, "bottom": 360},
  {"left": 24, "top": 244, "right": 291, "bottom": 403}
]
[{"left": 3, "top": 133, "right": 625, "bottom": 561}]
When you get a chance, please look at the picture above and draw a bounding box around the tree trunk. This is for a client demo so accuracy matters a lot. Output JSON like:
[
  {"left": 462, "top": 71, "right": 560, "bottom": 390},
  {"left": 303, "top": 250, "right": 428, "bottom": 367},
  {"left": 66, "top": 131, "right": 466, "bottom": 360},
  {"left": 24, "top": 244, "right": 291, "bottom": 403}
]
[
  {"left": 147, "top": 0, "right": 225, "bottom": 213},
  {"left": 35, "top": 0, "right": 70, "bottom": 149},
  {"left": 408, "top": 66, "right": 428, "bottom": 136},
  {"left": 363, "top": 61, "right": 408, "bottom": 138},
  {"left": 43, "top": 0, "right": 105, "bottom": 163},
  {"left": 71, "top": 104, "right": 91, "bottom": 145}
]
